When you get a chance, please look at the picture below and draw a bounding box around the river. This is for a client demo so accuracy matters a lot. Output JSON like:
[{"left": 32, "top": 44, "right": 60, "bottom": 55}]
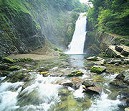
[{"left": 0, "top": 13, "right": 124, "bottom": 111}]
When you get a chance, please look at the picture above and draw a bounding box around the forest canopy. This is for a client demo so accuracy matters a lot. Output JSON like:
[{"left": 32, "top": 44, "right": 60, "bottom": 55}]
[{"left": 88, "top": 0, "right": 129, "bottom": 36}]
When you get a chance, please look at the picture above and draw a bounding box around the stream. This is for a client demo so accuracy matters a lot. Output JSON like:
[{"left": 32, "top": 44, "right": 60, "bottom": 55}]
[{"left": 0, "top": 13, "right": 124, "bottom": 111}]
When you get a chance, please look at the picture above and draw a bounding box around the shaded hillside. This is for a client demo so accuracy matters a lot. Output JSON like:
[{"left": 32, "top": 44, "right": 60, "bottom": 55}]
[{"left": 0, "top": 0, "right": 87, "bottom": 56}]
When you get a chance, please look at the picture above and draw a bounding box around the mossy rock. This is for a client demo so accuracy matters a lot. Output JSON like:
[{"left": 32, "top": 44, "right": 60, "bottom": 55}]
[
  {"left": 40, "top": 71, "right": 49, "bottom": 77},
  {"left": 8, "top": 65, "right": 21, "bottom": 71},
  {"left": 67, "top": 71, "right": 84, "bottom": 77},
  {"left": 5, "top": 72, "right": 31, "bottom": 82},
  {"left": 2, "top": 57, "right": 15, "bottom": 64},
  {"left": 90, "top": 65, "right": 106, "bottom": 74}
]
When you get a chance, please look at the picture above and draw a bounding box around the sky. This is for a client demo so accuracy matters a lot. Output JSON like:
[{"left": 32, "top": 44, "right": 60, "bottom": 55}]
[{"left": 80, "top": 0, "right": 89, "bottom": 4}]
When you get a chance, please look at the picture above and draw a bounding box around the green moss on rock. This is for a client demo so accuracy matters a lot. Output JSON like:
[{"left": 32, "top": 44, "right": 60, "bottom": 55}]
[
  {"left": 8, "top": 65, "right": 21, "bottom": 71},
  {"left": 67, "top": 70, "right": 84, "bottom": 77},
  {"left": 90, "top": 65, "right": 106, "bottom": 74},
  {"left": 2, "top": 57, "right": 15, "bottom": 63}
]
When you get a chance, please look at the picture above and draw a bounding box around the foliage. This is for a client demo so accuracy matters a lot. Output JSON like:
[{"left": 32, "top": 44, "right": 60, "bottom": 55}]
[{"left": 88, "top": 0, "right": 129, "bottom": 36}]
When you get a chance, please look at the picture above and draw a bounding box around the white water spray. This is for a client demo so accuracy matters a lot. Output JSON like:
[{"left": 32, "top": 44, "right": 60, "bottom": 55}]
[{"left": 66, "top": 13, "right": 87, "bottom": 54}]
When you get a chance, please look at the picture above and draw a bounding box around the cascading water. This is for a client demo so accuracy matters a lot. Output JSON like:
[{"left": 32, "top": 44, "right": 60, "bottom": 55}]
[{"left": 66, "top": 13, "right": 87, "bottom": 54}]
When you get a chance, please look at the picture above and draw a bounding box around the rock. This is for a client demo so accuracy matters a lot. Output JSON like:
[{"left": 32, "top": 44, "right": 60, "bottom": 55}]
[
  {"left": 124, "top": 59, "right": 129, "bottom": 64},
  {"left": 71, "top": 77, "right": 83, "bottom": 89},
  {"left": 115, "top": 73, "right": 125, "bottom": 80},
  {"left": 110, "top": 70, "right": 129, "bottom": 88},
  {"left": 90, "top": 65, "right": 106, "bottom": 74},
  {"left": 125, "top": 108, "right": 129, "bottom": 111},
  {"left": 8, "top": 65, "right": 21, "bottom": 71},
  {"left": 83, "top": 86, "right": 102, "bottom": 95},
  {"left": 108, "top": 59, "right": 122, "bottom": 64},
  {"left": 40, "top": 71, "right": 49, "bottom": 77},
  {"left": 93, "top": 75, "right": 105, "bottom": 82},
  {"left": 87, "top": 56, "right": 103, "bottom": 61},
  {"left": 82, "top": 81, "right": 95, "bottom": 88},
  {"left": 67, "top": 70, "right": 84, "bottom": 77},
  {"left": 115, "top": 45, "right": 123, "bottom": 52},
  {"left": 61, "top": 80, "right": 73, "bottom": 87},
  {"left": 38, "top": 67, "right": 49, "bottom": 72},
  {"left": 121, "top": 50, "right": 129, "bottom": 57},
  {"left": 110, "top": 80, "right": 128, "bottom": 88},
  {"left": 5, "top": 71, "right": 31, "bottom": 82},
  {"left": 2, "top": 57, "right": 15, "bottom": 64}
]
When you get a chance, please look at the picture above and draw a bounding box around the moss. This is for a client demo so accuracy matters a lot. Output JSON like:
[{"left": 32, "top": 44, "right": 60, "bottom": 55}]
[
  {"left": 93, "top": 75, "right": 105, "bottom": 82},
  {"left": 105, "top": 64, "right": 129, "bottom": 73},
  {"left": 90, "top": 65, "right": 106, "bottom": 74},
  {"left": 8, "top": 65, "right": 21, "bottom": 71},
  {"left": 2, "top": 57, "right": 15, "bottom": 63},
  {"left": 67, "top": 70, "right": 84, "bottom": 77}
]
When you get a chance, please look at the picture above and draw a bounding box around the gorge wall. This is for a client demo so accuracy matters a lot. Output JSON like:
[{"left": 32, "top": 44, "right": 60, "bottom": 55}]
[{"left": 0, "top": 0, "right": 84, "bottom": 56}]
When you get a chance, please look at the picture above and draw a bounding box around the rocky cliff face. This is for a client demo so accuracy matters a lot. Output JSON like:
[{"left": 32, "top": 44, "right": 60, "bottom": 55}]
[{"left": 0, "top": 0, "right": 79, "bottom": 56}]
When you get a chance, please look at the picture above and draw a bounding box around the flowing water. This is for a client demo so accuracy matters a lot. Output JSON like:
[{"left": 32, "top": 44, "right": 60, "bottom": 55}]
[
  {"left": 66, "top": 13, "right": 87, "bottom": 54},
  {"left": 0, "top": 13, "right": 124, "bottom": 111}
]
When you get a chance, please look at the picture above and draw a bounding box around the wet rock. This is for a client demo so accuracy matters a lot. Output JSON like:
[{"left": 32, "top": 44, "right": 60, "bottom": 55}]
[
  {"left": 82, "top": 81, "right": 95, "bottom": 88},
  {"left": 38, "top": 67, "right": 49, "bottom": 72},
  {"left": 121, "top": 50, "right": 129, "bottom": 57},
  {"left": 118, "top": 92, "right": 129, "bottom": 108},
  {"left": 110, "top": 80, "right": 128, "bottom": 88},
  {"left": 124, "top": 59, "right": 129, "bottom": 64},
  {"left": 40, "top": 71, "right": 49, "bottom": 77},
  {"left": 83, "top": 86, "right": 102, "bottom": 95},
  {"left": 110, "top": 70, "right": 129, "bottom": 88},
  {"left": 61, "top": 80, "right": 73, "bottom": 87},
  {"left": 71, "top": 77, "right": 83, "bottom": 89},
  {"left": 125, "top": 108, "right": 129, "bottom": 111},
  {"left": 67, "top": 70, "right": 84, "bottom": 77},
  {"left": 5, "top": 71, "right": 31, "bottom": 82},
  {"left": 115, "top": 45, "right": 123, "bottom": 52},
  {"left": 2, "top": 57, "right": 15, "bottom": 64},
  {"left": 108, "top": 59, "right": 122, "bottom": 64},
  {"left": 86, "top": 56, "right": 103, "bottom": 61},
  {"left": 90, "top": 65, "right": 106, "bottom": 74}
]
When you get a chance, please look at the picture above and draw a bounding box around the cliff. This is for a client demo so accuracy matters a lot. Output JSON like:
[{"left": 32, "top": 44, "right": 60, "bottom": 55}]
[{"left": 0, "top": 0, "right": 83, "bottom": 56}]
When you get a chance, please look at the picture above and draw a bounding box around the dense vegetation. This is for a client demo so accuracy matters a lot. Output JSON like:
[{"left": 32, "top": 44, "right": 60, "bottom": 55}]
[{"left": 88, "top": 0, "right": 129, "bottom": 36}]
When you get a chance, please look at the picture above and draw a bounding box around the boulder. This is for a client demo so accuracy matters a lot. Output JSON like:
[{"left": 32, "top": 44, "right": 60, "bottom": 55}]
[
  {"left": 124, "top": 59, "right": 129, "bottom": 64},
  {"left": 90, "top": 65, "right": 106, "bottom": 74},
  {"left": 121, "top": 50, "right": 129, "bottom": 57},
  {"left": 67, "top": 70, "right": 84, "bottom": 77},
  {"left": 108, "top": 59, "right": 122, "bottom": 64},
  {"left": 40, "top": 71, "right": 49, "bottom": 77},
  {"left": 61, "top": 80, "right": 73, "bottom": 87},
  {"left": 83, "top": 86, "right": 102, "bottom": 95},
  {"left": 115, "top": 45, "right": 123, "bottom": 52},
  {"left": 82, "top": 81, "right": 95, "bottom": 88},
  {"left": 38, "top": 67, "right": 49, "bottom": 72},
  {"left": 110, "top": 80, "right": 128, "bottom": 88},
  {"left": 110, "top": 70, "right": 129, "bottom": 88},
  {"left": 125, "top": 108, "right": 129, "bottom": 111}
]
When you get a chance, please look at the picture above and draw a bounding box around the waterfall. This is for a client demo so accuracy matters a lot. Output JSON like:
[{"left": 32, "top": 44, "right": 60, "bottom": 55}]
[{"left": 66, "top": 13, "right": 87, "bottom": 54}]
